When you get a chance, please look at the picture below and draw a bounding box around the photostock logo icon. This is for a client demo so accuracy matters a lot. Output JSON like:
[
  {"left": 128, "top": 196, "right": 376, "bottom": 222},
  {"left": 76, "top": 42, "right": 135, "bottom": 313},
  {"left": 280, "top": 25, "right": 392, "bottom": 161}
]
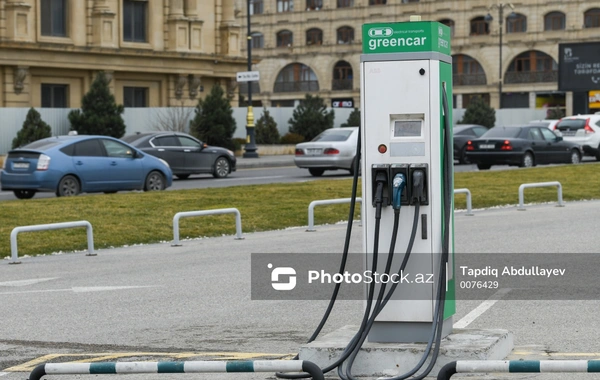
[{"left": 268, "top": 263, "right": 296, "bottom": 291}]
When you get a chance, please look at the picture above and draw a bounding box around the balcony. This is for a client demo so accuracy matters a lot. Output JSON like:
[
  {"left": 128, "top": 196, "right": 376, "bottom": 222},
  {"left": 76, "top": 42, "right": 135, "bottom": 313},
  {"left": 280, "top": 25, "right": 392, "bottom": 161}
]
[
  {"left": 504, "top": 71, "right": 558, "bottom": 84},
  {"left": 332, "top": 79, "right": 353, "bottom": 91},
  {"left": 453, "top": 74, "right": 487, "bottom": 86},
  {"left": 274, "top": 81, "right": 320, "bottom": 93}
]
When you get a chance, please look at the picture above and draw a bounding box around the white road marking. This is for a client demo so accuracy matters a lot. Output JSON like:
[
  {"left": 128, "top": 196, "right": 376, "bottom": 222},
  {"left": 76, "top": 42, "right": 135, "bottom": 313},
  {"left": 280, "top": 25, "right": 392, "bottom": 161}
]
[
  {"left": 0, "top": 286, "right": 158, "bottom": 296},
  {"left": 453, "top": 288, "right": 511, "bottom": 329},
  {"left": 0, "top": 278, "right": 59, "bottom": 287}
]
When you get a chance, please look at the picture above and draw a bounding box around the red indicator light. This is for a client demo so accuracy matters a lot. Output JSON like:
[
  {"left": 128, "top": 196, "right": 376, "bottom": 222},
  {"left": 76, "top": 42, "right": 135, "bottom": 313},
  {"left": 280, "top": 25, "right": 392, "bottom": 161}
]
[{"left": 378, "top": 144, "right": 387, "bottom": 154}]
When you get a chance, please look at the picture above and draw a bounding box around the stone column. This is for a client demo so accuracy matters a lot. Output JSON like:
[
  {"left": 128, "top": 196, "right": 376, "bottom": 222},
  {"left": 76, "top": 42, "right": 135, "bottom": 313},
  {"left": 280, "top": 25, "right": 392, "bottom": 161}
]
[
  {"left": 5, "top": 1, "right": 32, "bottom": 42},
  {"left": 184, "top": 0, "right": 197, "bottom": 17},
  {"left": 91, "top": 0, "right": 117, "bottom": 47},
  {"left": 219, "top": 0, "right": 240, "bottom": 55},
  {"left": 167, "top": 0, "right": 190, "bottom": 51}
]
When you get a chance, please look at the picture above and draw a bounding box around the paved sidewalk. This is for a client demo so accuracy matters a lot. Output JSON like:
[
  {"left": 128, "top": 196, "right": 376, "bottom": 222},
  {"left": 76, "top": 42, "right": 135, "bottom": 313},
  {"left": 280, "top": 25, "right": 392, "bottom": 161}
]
[{"left": 236, "top": 154, "right": 295, "bottom": 169}]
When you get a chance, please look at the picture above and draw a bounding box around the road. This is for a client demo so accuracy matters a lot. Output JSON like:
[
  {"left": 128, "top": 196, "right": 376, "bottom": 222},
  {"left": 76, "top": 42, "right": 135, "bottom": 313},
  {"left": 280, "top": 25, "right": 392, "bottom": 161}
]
[{"left": 0, "top": 157, "right": 596, "bottom": 201}]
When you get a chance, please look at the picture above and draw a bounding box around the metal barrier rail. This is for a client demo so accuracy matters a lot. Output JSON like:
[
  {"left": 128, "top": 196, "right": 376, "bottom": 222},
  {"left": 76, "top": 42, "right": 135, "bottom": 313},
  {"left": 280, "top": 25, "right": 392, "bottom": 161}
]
[
  {"left": 29, "top": 360, "right": 324, "bottom": 380},
  {"left": 453, "top": 188, "right": 474, "bottom": 216},
  {"left": 10, "top": 221, "right": 95, "bottom": 264},
  {"left": 172, "top": 208, "right": 243, "bottom": 246},
  {"left": 437, "top": 360, "right": 600, "bottom": 379},
  {"left": 518, "top": 181, "right": 564, "bottom": 210},
  {"left": 307, "top": 197, "right": 362, "bottom": 232}
]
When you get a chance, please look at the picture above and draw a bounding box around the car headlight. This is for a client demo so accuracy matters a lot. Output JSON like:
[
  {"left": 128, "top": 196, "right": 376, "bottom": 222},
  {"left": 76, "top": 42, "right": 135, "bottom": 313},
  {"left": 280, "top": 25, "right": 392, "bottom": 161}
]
[
  {"left": 227, "top": 149, "right": 234, "bottom": 157},
  {"left": 159, "top": 158, "right": 170, "bottom": 168}
]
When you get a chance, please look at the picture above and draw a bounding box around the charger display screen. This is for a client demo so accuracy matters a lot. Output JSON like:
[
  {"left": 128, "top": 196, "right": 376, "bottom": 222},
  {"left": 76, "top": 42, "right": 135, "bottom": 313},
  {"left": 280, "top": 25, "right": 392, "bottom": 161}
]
[{"left": 393, "top": 120, "right": 422, "bottom": 137}]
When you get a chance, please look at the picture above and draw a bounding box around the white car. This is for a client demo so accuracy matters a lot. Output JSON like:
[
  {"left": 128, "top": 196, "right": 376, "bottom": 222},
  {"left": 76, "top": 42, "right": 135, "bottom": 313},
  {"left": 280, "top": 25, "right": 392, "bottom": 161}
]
[
  {"left": 529, "top": 119, "right": 559, "bottom": 131},
  {"left": 554, "top": 115, "right": 600, "bottom": 160},
  {"left": 294, "top": 127, "right": 359, "bottom": 176}
]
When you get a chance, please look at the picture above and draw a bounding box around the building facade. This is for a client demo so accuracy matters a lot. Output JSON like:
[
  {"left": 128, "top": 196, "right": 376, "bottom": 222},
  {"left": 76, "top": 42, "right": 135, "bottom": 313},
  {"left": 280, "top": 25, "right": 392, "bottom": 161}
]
[
  {"left": 0, "top": 0, "right": 246, "bottom": 108},
  {"left": 236, "top": 0, "right": 600, "bottom": 115}
]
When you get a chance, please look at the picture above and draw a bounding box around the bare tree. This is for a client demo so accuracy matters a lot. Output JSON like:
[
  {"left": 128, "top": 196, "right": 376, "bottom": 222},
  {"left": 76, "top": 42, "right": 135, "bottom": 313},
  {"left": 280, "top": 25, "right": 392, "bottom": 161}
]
[{"left": 152, "top": 102, "right": 194, "bottom": 132}]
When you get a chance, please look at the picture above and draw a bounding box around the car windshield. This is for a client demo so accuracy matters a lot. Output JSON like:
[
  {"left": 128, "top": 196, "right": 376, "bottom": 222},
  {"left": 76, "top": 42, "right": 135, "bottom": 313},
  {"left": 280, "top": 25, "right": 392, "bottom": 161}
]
[
  {"left": 312, "top": 130, "right": 353, "bottom": 142},
  {"left": 18, "top": 139, "right": 61, "bottom": 151},
  {"left": 121, "top": 134, "right": 150, "bottom": 143},
  {"left": 481, "top": 127, "right": 522, "bottom": 138}
]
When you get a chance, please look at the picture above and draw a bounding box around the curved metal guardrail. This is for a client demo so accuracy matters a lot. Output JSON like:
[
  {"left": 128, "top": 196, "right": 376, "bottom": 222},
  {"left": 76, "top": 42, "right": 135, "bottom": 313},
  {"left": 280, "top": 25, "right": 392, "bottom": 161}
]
[
  {"left": 306, "top": 197, "right": 362, "bottom": 232},
  {"left": 518, "top": 181, "right": 564, "bottom": 210},
  {"left": 28, "top": 360, "right": 324, "bottom": 380},
  {"left": 10, "top": 221, "right": 95, "bottom": 264},
  {"left": 437, "top": 360, "right": 600, "bottom": 379},
  {"left": 453, "top": 188, "right": 473, "bottom": 216},
  {"left": 172, "top": 208, "right": 244, "bottom": 246}
]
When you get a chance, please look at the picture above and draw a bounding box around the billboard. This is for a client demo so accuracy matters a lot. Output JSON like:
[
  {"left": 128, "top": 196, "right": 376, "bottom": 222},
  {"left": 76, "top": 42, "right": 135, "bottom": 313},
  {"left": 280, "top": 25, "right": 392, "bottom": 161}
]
[{"left": 559, "top": 42, "right": 600, "bottom": 92}]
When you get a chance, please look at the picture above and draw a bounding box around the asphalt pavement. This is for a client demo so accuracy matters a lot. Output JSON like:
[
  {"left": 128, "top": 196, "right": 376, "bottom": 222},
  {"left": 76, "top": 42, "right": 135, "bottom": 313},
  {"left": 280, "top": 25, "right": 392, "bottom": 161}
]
[{"left": 235, "top": 154, "right": 295, "bottom": 169}]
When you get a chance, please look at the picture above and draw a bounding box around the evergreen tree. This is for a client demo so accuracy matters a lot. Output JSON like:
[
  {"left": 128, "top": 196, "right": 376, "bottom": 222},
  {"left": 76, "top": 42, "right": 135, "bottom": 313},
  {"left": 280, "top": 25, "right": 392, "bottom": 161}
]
[
  {"left": 288, "top": 94, "right": 334, "bottom": 141},
  {"left": 458, "top": 96, "right": 496, "bottom": 128},
  {"left": 255, "top": 109, "right": 280, "bottom": 144},
  {"left": 12, "top": 108, "right": 52, "bottom": 149},
  {"left": 190, "top": 84, "right": 237, "bottom": 150},
  {"left": 341, "top": 108, "right": 361, "bottom": 127},
  {"left": 68, "top": 72, "right": 126, "bottom": 137}
]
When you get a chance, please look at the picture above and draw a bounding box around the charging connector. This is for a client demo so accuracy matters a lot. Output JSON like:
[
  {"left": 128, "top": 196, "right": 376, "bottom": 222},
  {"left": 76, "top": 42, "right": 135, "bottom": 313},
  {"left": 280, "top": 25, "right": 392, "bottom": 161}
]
[
  {"left": 392, "top": 173, "right": 407, "bottom": 210},
  {"left": 371, "top": 164, "right": 390, "bottom": 207},
  {"left": 409, "top": 164, "right": 428, "bottom": 205}
]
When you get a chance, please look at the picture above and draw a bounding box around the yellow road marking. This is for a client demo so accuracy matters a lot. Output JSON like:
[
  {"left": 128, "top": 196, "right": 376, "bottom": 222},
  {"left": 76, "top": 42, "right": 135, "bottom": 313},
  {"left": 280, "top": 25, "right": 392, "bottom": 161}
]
[{"left": 4, "top": 352, "right": 296, "bottom": 372}]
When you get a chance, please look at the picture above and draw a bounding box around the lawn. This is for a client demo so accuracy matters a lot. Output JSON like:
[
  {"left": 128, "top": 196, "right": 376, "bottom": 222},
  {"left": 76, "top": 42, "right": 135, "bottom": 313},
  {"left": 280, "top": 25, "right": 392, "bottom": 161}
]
[{"left": 2, "top": 162, "right": 599, "bottom": 258}]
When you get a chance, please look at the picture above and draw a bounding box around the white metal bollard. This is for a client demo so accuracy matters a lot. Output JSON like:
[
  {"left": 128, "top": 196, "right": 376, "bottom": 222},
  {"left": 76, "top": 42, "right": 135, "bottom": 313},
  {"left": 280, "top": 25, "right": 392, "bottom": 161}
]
[
  {"left": 307, "top": 198, "right": 362, "bottom": 232},
  {"left": 172, "top": 208, "right": 243, "bottom": 246},
  {"left": 518, "top": 181, "right": 564, "bottom": 211}
]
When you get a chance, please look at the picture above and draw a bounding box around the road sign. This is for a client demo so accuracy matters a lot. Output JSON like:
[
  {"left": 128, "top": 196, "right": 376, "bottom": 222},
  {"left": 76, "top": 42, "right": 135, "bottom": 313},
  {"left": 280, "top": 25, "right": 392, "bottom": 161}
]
[{"left": 236, "top": 71, "right": 260, "bottom": 82}]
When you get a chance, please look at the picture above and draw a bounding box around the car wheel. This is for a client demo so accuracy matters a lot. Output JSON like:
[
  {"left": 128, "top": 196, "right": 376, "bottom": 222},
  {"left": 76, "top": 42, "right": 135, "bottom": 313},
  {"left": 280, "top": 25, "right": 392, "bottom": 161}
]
[
  {"left": 309, "top": 168, "right": 325, "bottom": 177},
  {"left": 56, "top": 175, "right": 80, "bottom": 197},
  {"left": 349, "top": 157, "right": 361, "bottom": 176},
  {"left": 477, "top": 163, "right": 491, "bottom": 170},
  {"left": 570, "top": 149, "right": 581, "bottom": 164},
  {"left": 520, "top": 152, "right": 534, "bottom": 168},
  {"left": 13, "top": 190, "right": 36, "bottom": 199},
  {"left": 144, "top": 171, "right": 165, "bottom": 191},
  {"left": 460, "top": 146, "right": 471, "bottom": 165},
  {"left": 176, "top": 174, "right": 190, "bottom": 180},
  {"left": 212, "top": 157, "right": 230, "bottom": 178}
]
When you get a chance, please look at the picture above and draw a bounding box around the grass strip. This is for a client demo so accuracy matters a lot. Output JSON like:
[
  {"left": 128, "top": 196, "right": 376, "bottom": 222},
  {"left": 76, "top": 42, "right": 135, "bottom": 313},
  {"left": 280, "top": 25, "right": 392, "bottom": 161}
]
[{"left": 2, "top": 162, "right": 599, "bottom": 257}]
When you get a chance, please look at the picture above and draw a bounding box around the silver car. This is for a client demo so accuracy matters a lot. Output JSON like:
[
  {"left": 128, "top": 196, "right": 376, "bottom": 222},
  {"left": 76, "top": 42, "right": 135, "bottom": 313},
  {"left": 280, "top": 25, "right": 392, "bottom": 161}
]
[{"left": 294, "top": 127, "right": 359, "bottom": 176}]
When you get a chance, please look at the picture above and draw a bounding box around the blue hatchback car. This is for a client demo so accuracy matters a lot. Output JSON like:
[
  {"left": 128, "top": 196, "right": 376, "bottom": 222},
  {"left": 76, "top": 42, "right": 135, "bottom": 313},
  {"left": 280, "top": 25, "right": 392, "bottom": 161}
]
[{"left": 1, "top": 135, "right": 173, "bottom": 199}]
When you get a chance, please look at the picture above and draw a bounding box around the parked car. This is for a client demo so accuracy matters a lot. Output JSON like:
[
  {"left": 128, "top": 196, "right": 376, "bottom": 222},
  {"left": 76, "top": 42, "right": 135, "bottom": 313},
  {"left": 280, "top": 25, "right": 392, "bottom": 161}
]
[
  {"left": 294, "top": 127, "right": 359, "bottom": 176},
  {"left": 122, "top": 132, "right": 236, "bottom": 179},
  {"left": 465, "top": 125, "right": 582, "bottom": 170},
  {"left": 1, "top": 135, "right": 173, "bottom": 199},
  {"left": 553, "top": 114, "right": 600, "bottom": 160},
  {"left": 529, "top": 119, "right": 560, "bottom": 131},
  {"left": 453, "top": 124, "right": 489, "bottom": 164}
]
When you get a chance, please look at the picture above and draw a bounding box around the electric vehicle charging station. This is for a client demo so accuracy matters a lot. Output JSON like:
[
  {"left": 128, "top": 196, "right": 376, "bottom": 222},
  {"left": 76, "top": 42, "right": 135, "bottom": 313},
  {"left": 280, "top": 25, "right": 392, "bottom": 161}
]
[{"left": 360, "top": 20, "right": 455, "bottom": 344}]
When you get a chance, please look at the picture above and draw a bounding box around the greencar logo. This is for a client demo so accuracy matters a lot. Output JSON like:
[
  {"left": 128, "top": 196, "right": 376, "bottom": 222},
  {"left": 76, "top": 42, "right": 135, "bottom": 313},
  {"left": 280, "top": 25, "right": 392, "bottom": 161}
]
[{"left": 368, "top": 27, "right": 393, "bottom": 38}]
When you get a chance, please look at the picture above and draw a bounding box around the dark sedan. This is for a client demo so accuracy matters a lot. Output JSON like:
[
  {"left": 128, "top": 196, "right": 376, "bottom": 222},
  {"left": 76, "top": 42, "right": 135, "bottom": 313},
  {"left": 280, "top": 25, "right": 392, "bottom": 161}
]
[
  {"left": 453, "top": 124, "right": 489, "bottom": 164},
  {"left": 465, "top": 125, "right": 582, "bottom": 170},
  {"left": 122, "top": 132, "right": 237, "bottom": 179}
]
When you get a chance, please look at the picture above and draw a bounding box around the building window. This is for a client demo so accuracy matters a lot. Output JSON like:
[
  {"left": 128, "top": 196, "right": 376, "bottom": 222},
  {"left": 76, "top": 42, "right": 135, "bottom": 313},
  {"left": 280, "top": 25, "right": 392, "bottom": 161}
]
[
  {"left": 337, "top": 0, "right": 353, "bottom": 8},
  {"left": 332, "top": 61, "right": 353, "bottom": 91},
  {"left": 507, "top": 13, "right": 527, "bottom": 33},
  {"left": 544, "top": 11, "right": 565, "bottom": 31},
  {"left": 250, "top": 0, "right": 263, "bottom": 15},
  {"left": 123, "top": 87, "right": 148, "bottom": 107},
  {"left": 277, "top": 0, "right": 294, "bottom": 12},
  {"left": 439, "top": 19, "right": 455, "bottom": 37},
  {"left": 452, "top": 55, "right": 486, "bottom": 86},
  {"left": 123, "top": 0, "right": 147, "bottom": 42},
  {"left": 369, "top": 0, "right": 386, "bottom": 4},
  {"left": 584, "top": 8, "right": 600, "bottom": 28},
  {"left": 306, "top": 0, "right": 322, "bottom": 10},
  {"left": 274, "top": 63, "right": 319, "bottom": 93},
  {"left": 251, "top": 32, "right": 264, "bottom": 48},
  {"left": 505, "top": 51, "right": 558, "bottom": 84},
  {"left": 41, "top": 84, "right": 68, "bottom": 108},
  {"left": 337, "top": 26, "right": 354, "bottom": 44},
  {"left": 470, "top": 16, "right": 489, "bottom": 36},
  {"left": 276, "top": 30, "right": 293, "bottom": 47},
  {"left": 41, "top": 0, "right": 67, "bottom": 37},
  {"left": 306, "top": 28, "right": 323, "bottom": 45}
]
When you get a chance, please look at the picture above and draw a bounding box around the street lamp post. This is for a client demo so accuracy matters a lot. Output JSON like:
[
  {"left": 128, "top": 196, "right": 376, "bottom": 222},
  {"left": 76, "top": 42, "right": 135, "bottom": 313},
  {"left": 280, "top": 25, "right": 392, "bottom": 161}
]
[
  {"left": 485, "top": 3, "right": 515, "bottom": 109},
  {"left": 243, "top": 0, "right": 259, "bottom": 158}
]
